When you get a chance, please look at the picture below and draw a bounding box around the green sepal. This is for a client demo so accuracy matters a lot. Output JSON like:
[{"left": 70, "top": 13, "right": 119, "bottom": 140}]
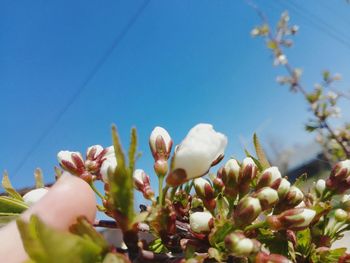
[
  {"left": 0, "top": 212, "right": 19, "bottom": 227},
  {"left": 17, "top": 215, "right": 103, "bottom": 263},
  {"left": 208, "top": 219, "right": 235, "bottom": 251},
  {"left": 34, "top": 168, "right": 44, "bottom": 188},
  {"left": 2, "top": 171, "right": 23, "bottom": 201},
  {"left": 311, "top": 247, "right": 347, "bottom": 263},
  {"left": 253, "top": 133, "right": 270, "bottom": 170}
]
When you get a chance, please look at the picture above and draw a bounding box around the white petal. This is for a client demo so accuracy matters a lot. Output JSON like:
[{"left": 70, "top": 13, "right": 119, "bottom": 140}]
[
  {"left": 100, "top": 157, "right": 117, "bottom": 182},
  {"left": 189, "top": 211, "right": 213, "bottom": 233},
  {"left": 57, "top": 150, "right": 82, "bottom": 163}
]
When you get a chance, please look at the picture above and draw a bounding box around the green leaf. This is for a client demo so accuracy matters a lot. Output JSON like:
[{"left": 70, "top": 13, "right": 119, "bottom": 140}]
[
  {"left": 311, "top": 247, "right": 346, "bottom": 263},
  {"left": 17, "top": 215, "right": 103, "bottom": 263},
  {"left": 108, "top": 126, "right": 135, "bottom": 231},
  {"left": 102, "top": 253, "right": 130, "bottom": 263},
  {"left": 208, "top": 219, "right": 235, "bottom": 251},
  {"left": 296, "top": 229, "right": 312, "bottom": 257},
  {"left": 244, "top": 148, "right": 263, "bottom": 171},
  {"left": 0, "top": 212, "right": 19, "bottom": 227},
  {"left": 34, "top": 168, "right": 44, "bottom": 188},
  {"left": 148, "top": 238, "right": 168, "bottom": 253},
  {"left": 253, "top": 133, "right": 270, "bottom": 170},
  {"left": 2, "top": 171, "right": 23, "bottom": 201},
  {"left": 0, "top": 196, "right": 28, "bottom": 213},
  {"left": 70, "top": 216, "right": 109, "bottom": 251},
  {"left": 128, "top": 127, "right": 137, "bottom": 172}
]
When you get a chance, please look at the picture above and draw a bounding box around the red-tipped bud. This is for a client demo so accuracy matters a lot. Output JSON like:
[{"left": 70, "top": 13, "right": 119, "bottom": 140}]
[
  {"left": 257, "top": 166, "right": 282, "bottom": 189},
  {"left": 189, "top": 211, "right": 214, "bottom": 233},
  {"left": 326, "top": 160, "right": 350, "bottom": 194},
  {"left": 253, "top": 187, "right": 279, "bottom": 210},
  {"left": 133, "top": 169, "right": 154, "bottom": 200},
  {"left": 225, "top": 232, "right": 260, "bottom": 257},
  {"left": 194, "top": 178, "right": 216, "bottom": 211},
  {"left": 240, "top": 157, "right": 258, "bottom": 184},
  {"left": 284, "top": 186, "right": 304, "bottom": 207},
  {"left": 277, "top": 178, "right": 291, "bottom": 199},
  {"left": 233, "top": 196, "right": 262, "bottom": 226},
  {"left": 57, "top": 151, "right": 85, "bottom": 176},
  {"left": 267, "top": 208, "right": 316, "bottom": 231},
  {"left": 255, "top": 252, "right": 292, "bottom": 263},
  {"left": 149, "top": 127, "right": 172, "bottom": 161}
]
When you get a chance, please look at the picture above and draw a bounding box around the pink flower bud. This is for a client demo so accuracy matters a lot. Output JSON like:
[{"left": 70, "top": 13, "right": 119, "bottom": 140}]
[
  {"left": 149, "top": 127, "right": 172, "bottom": 161},
  {"left": 257, "top": 167, "right": 282, "bottom": 189},
  {"left": 255, "top": 252, "right": 292, "bottom": 263},
  {"left": 267, "top": 208, "right": 316, "bottom": 231},
  {"left": 57, "top": 151, "right": 85, "bottom": 176},
  {"left": 225, "top": 232, "right": 260, "bottom": 256},
  {"left": 254, "top": 187, "right": 279, "bottom": 210},
  {"left": 133, "top": 169, "right": 154, "bottom": 200},
  {"left": 85, "top": 145, "right": 105, "bottom": 173},
  {"left": 233, "top": 196, "right": 262, "bottom": 226},
  {"left": 189, "top": 211, "right": 213, "bottom": 233}
]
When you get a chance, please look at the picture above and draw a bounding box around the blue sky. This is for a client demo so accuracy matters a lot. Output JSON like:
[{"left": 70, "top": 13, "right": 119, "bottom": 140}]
[{"left": 1, "top": 0, "right": 350, "bottom": 191}]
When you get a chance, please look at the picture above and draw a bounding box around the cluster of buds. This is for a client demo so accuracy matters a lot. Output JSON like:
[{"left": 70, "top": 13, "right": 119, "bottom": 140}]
[
  {"left": 133, "top": 169, "right": 154, "bottom": 201},
  {"left": 57, "top": 145, "right": 116, "bottom": 183},
  {"left": 224, "top": 231, "right": 260, "bottom": 257},
  {"left": 326, "top": 160, "right": 350, "bottom": 194},
  {"left": 267, "top": 207, "right": 316, "bottom": 231},
  {"left": 218, "top": 157, "right": 258, "bottom": 199}
]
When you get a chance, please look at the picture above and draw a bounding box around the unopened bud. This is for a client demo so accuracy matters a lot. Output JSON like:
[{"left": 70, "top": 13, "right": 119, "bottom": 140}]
[
  {"left": 225, "top": 232, "right": 260, "bottom": 256},
  {"left": 277, "top": 178, "right": 291, "bottom": 199},
  {"left": 149, "top": 127, "right": 172, "bottom": 161},
  {"left": 341, "top": 195, "right": 350, "bottom": 212},
  {"left": 254, "top": 187, "right": 279, "bottom": 210},
  {"left": 221, "top": 159, "right": 240, "bottom": 197},
  {"left": 234, "top": 196, "right": 261, "bottom": 226},
  {"left": 257, "top": 167, "right": 282, "bottom": 189},
  {"left": 326, "top": 160, "right": 350, "bottom": 193},
  {"left": 194, "top": 178, "right": 216, "bottom": 211},
  {"left": 284, "top": 186, "right": 304, "bottom": 207},
  {"left": 85, "top": 145, "right": 105, "bottom": 173},
  {"left": 133, "top": 169, "right": 154, "bottom": 200},
  {"left": 57, "top": 151, "right": 85, "bottom": 176},
  {"left": 267, "top": 208, "right": 316, "bottom": 231},
  {"left": 314, "top": 179, "right": 326, "bottom": 198},
  {"left": 334, "top": 208, "right": 348, "bottom": 222},
  {"left": 189, "top": 211, "right": 213, "bottom": 233},
  {"left": 154, "top": 159, "right": 168, "bottom": 177},
  {"left": 255, "top": 251, "right": 292, "bottom": 263},
  {"left": 23, "top": 188, "right": 49, "bottom": 206},
  {"left": 100, "top": 156, "right": 117, "bottom": 183},
  {"left": 240, "top": 158, "right": 258, "bottom": 183}
]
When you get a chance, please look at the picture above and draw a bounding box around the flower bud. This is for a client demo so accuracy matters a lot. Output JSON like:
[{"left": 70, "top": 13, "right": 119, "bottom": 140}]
[
  {"left": 221, "top": 159, "right": 240, "bottom": 197},
  {"left": 194, "top": 178, "right": 216, "bottom": 211},
  {"left": 154, "top": 159, "right": 168, "bottom": 177},
  {"left": 166, "top": 124, "right": 227, "bottom": 186},
  {"left": 85, "top": 145, "right": 105, "bottom": 173},
  {"left": 149, "top": 126, "right": 173, "bottom": 161},
  {"left": 233, "top": 196, "right": 262, "bottom": 226},
  {"left": 254, "top": 187, "right": 279, "bottom": 210},
  {"left": 57, "top": 151, "right": 85, "bottom": 176},
  {"left": 267, "top": 208, "right": 316, "bottom": 231},
  {"left": 257, "top": 167, "right": 282, "bottom": 189},
  {"left": 189, "top": 211, "right": 213, "bottom": 233},
  {"left": 100, "top": 156, "right": 117, "bottom": 183},
  {"left": 23, "top": 188, "right": 49, "bottom": 206},
  {"left": 341, "top": 195, "right": 350, "bottom": 212},
  {"left": 334, "top": 208, "right": 348, "bottom": 222},
  {"left": 240, "top": 157, "right": 258, "bottom": 184},
  {"left": 133, "top": 169, "right": 154, "bottom": 200},
  {"left": 314, "top": 179, "right": 326, "bottom": 198},
  {"left": 255, "top": 252, "right": 292, "bottom": 263},
  {"left": 86, "top": 145, "right": 104, "bottom": 160},
  {"left": 326, "top": 160, "right": 350, "bottom": 194},
  {"left": 277, "top": 178, "right": 291, "bottom": 199},
  {"left": 225, "top": 232, "right": 260, "bottom": 256},
  {"left": 332, "top": 160, "right": 350, "bottom": 180},
  {"left": 284, "top": 186, "right": 304, "bottom": 207}
]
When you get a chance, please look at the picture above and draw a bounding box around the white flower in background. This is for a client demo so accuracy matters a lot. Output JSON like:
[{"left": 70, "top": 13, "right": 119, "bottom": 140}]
[
  {"left": 23, "top": 188, "right": 49, "bottom": 206},
  {"left": 57, "top": 151, "right": 84, "bottom": 175},
  {"left": 149, "top": 126, "right": 172, "bottom": 161},
  {"left": 166, "top": 124, "right": 227, "bottom": 186},
  {"left": 189, "top": 211, "right": 213, "bottom": 233}
]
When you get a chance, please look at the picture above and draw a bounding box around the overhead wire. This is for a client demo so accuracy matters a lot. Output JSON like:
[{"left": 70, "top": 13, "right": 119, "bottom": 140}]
[{"left": 12, "top": 0, "right": 151, "bottom": 177}]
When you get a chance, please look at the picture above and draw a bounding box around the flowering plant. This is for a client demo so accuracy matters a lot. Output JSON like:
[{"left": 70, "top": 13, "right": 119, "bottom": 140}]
[{"left": 1, "top": 123, "right": 350, "bottom": 262}]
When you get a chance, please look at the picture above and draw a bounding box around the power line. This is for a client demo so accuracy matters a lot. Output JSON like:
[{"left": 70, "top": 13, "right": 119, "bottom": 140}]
[
  {"left": 13, "top": 0, "right": 151, "bottom": 177},
  {"left": 274, "top": 0, "right": 350, "bottom": 51}
]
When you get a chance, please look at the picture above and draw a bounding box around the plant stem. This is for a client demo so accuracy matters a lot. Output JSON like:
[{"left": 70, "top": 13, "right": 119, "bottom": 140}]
[
  {"left": 90, "top": 183, "right": 105, "bottom": 200},
  {"left": 158, "top": 175, "right": 164, "bottom": 205},
  {"left": 244, "top": 220, "right": 268, "bottom": 232}
]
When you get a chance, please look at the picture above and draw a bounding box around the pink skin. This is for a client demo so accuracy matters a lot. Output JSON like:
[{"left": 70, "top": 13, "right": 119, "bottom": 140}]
[{"left": 0, "top": 173, "right": 97, "bottom": 263}]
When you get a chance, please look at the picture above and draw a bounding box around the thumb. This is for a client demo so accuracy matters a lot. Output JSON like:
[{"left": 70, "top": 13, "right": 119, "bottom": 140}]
[{"left": 0, "top": 173, "right": 97, "bottom": 263}]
